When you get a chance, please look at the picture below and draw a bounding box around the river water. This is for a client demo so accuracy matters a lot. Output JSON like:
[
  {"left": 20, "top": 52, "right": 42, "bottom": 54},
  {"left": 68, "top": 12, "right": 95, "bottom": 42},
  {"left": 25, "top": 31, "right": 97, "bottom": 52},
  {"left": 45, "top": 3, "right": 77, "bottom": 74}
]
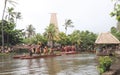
[{"left": 0, "top": 53, "right": 99, "bottom": 75}]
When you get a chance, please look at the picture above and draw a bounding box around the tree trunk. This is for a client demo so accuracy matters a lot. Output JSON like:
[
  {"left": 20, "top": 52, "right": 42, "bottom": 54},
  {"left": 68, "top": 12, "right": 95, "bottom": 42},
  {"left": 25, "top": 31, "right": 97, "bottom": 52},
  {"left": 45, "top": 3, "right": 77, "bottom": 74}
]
[
  {"left": 117, "top": 21, "right": 120, "bottom": 32},
  {"left": 1, "top": 0, "right": 7, "bottom": 51}
]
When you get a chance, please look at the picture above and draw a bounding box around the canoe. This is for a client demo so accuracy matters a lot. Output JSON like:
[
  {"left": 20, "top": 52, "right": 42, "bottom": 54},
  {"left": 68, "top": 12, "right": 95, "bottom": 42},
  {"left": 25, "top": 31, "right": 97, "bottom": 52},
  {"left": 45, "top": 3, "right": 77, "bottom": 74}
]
[
  {"left": 61, "top": 51, "right": 78, "bottom": 55},
  {"left": 20, "top": 54, "right": 61, "bottom": 59},
  {"left": 13, "top": 55, "right": 26, "bottom": 59}
]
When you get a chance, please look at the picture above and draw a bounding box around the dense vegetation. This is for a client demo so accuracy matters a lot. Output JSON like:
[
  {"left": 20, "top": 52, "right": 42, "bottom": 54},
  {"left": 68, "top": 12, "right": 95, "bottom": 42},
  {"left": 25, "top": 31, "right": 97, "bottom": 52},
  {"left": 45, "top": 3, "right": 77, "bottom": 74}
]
[
  {"left": 23, "top": 28, "right": 97, "bottom": 51},
  {"left": 0, "top": 20, "right": 23, "bottom": 46},
  {"left": 97, "top": 56, "right": 113, "bottom": 74},
  {"left": 110, "top": 0, "right": 120, "bottom": 41},
  {"left": 0, "top": 0, "right": 22, "bottom": 46}
]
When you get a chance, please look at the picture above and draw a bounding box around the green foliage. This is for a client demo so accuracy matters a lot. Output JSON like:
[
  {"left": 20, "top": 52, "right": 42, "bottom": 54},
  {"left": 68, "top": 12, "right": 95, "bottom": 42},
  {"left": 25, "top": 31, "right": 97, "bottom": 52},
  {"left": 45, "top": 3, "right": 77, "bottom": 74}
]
[
  {"left": 97, "top": 56, "right": 113, "bottom": 74},
  {"left": 26, "top": 24, "right": 35, "bottom": 38},
  {"left": 111, "top": 26, "right": 120, "bottom": 40},
  {"left": 58, "top": 31, "right": 81, "bottom": 45},
  {"left": 57, "top": 30, "right": 97, "bottom": 50},
  {"left": 0, "top": 20, "right": 23, "bottom": 45},
  {"left": 57, "top": 32, "right": 68, "bottom": 45},
  {"left": 110, "top": 1, "right": 120, "bottom": 21},
  {"left": 35, "top": 33, "right": 47, "bottom": 44},
  {"left": 63, "top": 19, "right": 74, "bottom": 34},
  {"left": 79, "top": 30, "right": 97, "bottom": 51},
  {"left": 44, "top": 23, "right": 58, "bottom": 47},
  {"left": 44, "top": 23, "right": 56, "bottom": 41},
  {"left": 23, "top": 33, "right": 47, "bottom": 45},
  {"left": 69, "top": 30, "right": 81, "bottom": 45}
]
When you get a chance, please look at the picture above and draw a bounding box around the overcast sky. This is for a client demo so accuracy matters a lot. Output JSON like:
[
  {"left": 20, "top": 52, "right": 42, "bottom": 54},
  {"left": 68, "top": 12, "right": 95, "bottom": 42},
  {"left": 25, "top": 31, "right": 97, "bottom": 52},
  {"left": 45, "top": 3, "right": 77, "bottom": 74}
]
[{"left": 0, "top": 0, "right": 117, "bottom": 34}]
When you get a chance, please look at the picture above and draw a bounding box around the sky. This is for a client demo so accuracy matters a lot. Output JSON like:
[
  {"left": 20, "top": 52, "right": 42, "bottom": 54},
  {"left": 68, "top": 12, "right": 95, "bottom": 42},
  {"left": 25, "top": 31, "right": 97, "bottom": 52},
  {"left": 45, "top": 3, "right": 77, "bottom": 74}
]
[{"left": 0, "top": 0, "right": 117, "bottom": 34}]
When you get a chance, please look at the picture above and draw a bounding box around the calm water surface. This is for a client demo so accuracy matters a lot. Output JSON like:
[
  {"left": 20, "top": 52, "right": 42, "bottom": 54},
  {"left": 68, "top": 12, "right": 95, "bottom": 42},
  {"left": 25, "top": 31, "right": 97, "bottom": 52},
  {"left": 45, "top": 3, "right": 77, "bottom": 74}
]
[{"left": 0, "top": 54, "right": 99, "bottom": 75}]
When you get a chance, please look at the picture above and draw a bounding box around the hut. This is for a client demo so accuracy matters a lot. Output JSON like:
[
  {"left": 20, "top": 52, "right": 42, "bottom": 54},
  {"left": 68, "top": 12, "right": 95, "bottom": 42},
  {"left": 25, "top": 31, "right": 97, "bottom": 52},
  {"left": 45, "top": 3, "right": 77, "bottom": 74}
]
[{"left": 95, "top": 32, "right": 120, "bottom": 56}]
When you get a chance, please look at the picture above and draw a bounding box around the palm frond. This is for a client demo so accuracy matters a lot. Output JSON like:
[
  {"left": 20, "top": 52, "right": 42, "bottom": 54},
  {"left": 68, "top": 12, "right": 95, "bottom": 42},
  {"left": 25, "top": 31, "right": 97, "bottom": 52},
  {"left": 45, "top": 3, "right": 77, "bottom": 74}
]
[{"left": 7, "top": 0, "right": 18, "bottom": 6}]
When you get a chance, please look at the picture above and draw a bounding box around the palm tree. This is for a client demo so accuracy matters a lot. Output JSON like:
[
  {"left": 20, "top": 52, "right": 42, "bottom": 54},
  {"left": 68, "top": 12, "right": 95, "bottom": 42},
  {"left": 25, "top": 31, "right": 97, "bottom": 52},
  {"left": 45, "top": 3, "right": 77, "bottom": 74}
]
[
  {"left": 1, "top": 0, "right": 16, "bottom": 51},
  {"left": 15, "top": 12, "right": 22, "bottom": 25},
  {"left": 26, "top": 24, "right": 35, "bottom": 38},
  {"left": 6, "top": 7, "right": 16, "bottom": 22},
  {"left": 58, "top": 32, "right": 67, "bottom": 45},
  {"left": 63, "top": 19, "right": 74, "bottom": 34},
  {"left": 45, "top": 24, "right": 56, "bottom": 47},
  {"left": 5, "top": 7, "right": 21, "bottom": 46},
  {"left": 70, "top": 30, "right": 81, "bottom": 45},
  {"left": 6, "top": 7, "right": 21, "bottom": 24}
]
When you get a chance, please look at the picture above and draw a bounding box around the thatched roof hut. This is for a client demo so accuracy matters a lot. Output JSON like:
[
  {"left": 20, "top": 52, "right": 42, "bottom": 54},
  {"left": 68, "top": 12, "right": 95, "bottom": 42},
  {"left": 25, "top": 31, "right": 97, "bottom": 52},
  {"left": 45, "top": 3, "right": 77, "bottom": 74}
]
[
  {"left": 95, "top": 32, "right": 120, "bottom": 44},
  {"left": 95, "top": 32, "right": 120, "bottom": 56}
]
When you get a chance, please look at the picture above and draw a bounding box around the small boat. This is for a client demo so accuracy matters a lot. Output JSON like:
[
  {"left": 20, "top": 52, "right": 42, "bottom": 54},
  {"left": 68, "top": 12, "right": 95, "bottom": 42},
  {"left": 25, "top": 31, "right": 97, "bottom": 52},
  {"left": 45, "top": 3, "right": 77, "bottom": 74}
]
[
  {"left": 61, "top": 51, "right": 78, "bottom": 55},
  {"left": 19, "top": 54, "right": 61, "bottom": 59},
  {"left": 20, "top": 56, "right": 34, "bottom": 59},
  {"left": 13, "top": 55, "right": 26, "bottom": 59}
]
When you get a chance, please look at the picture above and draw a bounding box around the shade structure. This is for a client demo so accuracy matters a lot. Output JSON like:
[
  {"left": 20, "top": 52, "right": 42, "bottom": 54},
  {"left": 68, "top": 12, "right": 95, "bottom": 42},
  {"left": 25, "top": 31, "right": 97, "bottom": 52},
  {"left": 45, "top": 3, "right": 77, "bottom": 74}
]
[{"left": 95, "top": 32, "right": 120, "bottom": 44}]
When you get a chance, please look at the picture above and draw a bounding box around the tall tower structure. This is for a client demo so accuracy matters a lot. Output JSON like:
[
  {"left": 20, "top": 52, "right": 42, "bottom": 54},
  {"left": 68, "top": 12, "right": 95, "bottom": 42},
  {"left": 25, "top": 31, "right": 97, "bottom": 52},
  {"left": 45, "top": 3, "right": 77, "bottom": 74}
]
[
  {"left": 50, "top": 13, "right": 59, "bottom": 33},
  {"left": 48, "top": 13, "right": 59, "bottom": 47}
]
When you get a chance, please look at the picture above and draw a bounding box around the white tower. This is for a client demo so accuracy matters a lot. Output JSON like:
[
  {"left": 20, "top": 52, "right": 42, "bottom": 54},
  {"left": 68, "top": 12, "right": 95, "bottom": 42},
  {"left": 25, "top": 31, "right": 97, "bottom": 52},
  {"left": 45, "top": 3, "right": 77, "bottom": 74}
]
[{"left": 50, "top": 13, "right": 59, "bottom": 33}]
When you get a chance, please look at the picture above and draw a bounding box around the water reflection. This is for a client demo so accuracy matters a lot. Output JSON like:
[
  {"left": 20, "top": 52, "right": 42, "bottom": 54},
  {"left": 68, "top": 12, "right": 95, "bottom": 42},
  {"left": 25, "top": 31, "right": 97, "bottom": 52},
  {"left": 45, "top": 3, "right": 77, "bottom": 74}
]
[{"left": 0, "top": 54, "right": 99, "bottom": 75}]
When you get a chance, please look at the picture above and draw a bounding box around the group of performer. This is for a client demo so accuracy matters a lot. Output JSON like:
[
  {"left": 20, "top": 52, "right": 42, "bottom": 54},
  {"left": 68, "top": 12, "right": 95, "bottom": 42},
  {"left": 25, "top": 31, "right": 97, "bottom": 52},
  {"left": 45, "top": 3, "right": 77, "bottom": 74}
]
[
  {"left": 27, "top": 43, "right": 76, "bottom": 56},
  {"left": 61, "top": 45, "right": 76, "bottom": 52},
  {"left": 28, "top": 43, "right": 54, "bottom": 56}
]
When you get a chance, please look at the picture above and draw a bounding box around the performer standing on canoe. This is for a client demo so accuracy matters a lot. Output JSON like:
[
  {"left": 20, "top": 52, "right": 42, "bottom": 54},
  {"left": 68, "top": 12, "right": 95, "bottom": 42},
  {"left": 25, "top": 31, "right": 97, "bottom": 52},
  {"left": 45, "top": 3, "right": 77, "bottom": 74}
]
[
  {"left": 43, "top": 46, "right": 48, "bottom": 55},
  {"left": 28, "top": 44, "right": 33, "bottom": 56},
  {"left": 49, "top": 47, "right": 54, "bottom": 55},
  {"left": 36, "top": 44, "right": 41, "bottom": 55},
  {"left": 71, "top": 44, "right": 76, "bottom": 52}
]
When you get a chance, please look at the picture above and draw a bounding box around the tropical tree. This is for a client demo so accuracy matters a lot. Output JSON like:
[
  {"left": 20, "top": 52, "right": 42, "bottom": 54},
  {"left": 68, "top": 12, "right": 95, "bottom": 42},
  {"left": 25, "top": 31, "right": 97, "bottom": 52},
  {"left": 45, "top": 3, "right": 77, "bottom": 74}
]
[
  {"left": 110, "top": 0, "right": 120, "bottom": 31},
  {"left": 80, "top": 30, "right": 97, "bottom": 51},
  {"left": 6, "top": 7, "right": 22, "bottom": 25},
  {"left": 44, "top": 24, "right": 56, "bottom": 47},
  {"left": 26, "top": 24, "right": 35, "bottom": 38},
  {"left": 110, "top": 26, "right": 120, "bottom": 40},
  {"left": 57, "top": 32, "right": 68, "bottom": 45},
  {"left": 15, "top": 12, "right": 22, "bottom": 25},
  {"left": 1, "top": 0, "right": 17, "bottom": 50},
  {"left": 6, "top": 7, "right": 15, "bottom": 22},
  {"left": 70, "top": 30, "right": 81, "bottom": 45},
  {"left": 23, "top": 33, "right": 47, "bottom": 45},
  {"left": 63, "top": 19, "right": 74, "bottom": 34},
  {"left": 0, "top": 20, "right": 23, "bottom": 45},
  {"left": 34, "top": 33, "right": 47, "bottom": 44},
  {"left": 111, "top": 0, "right": 120, "bottom": 21},
  {"left": 21, "top": 30, "right": 27, "bottom": 38}
]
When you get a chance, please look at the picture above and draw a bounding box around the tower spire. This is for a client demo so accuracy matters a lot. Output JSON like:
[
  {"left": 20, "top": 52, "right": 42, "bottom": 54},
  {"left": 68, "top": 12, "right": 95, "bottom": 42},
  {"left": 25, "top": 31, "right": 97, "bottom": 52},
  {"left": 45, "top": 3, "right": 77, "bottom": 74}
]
[{"left": 50, "top": 13, "right": 59, "bottom": 33}]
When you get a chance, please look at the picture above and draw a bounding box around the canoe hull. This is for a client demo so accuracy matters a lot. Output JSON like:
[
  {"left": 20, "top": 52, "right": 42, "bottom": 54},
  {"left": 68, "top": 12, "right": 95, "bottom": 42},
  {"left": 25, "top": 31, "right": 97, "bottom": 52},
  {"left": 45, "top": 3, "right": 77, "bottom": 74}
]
[
  {"left": 13, "top": 54, "right": 61, "bottom": 59},
  {"left": 61, "top": 51, "right": 78, "bottom": 55}
]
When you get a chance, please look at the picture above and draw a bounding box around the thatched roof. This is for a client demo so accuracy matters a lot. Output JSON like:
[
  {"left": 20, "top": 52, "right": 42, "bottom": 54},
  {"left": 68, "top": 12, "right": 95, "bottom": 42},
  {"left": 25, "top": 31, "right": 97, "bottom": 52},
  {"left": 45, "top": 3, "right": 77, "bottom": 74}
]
[{"left": 95, "top": 32, "right": 120, "bottom": 44}]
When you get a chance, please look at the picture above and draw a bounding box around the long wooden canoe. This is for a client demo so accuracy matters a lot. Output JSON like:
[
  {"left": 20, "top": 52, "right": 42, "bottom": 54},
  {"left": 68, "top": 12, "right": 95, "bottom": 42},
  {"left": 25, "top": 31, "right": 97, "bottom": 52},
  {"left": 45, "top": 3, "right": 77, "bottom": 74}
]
[
  {"left": 13, "top": 55, "right": 26, "bottom": 59},
  {"left": 61, "top": 51, "right": 78, "bottom": 55},
  {"left": 13, "top": 54, "right": 61, "bottom": 59}
]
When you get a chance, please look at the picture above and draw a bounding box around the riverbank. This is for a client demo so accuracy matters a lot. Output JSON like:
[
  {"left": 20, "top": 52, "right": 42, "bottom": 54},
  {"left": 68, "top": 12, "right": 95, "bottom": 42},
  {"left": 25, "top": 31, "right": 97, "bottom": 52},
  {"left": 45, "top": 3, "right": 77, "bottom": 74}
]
[{"left": 102, "top": 55, "right": 120, "bottom": 75}]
